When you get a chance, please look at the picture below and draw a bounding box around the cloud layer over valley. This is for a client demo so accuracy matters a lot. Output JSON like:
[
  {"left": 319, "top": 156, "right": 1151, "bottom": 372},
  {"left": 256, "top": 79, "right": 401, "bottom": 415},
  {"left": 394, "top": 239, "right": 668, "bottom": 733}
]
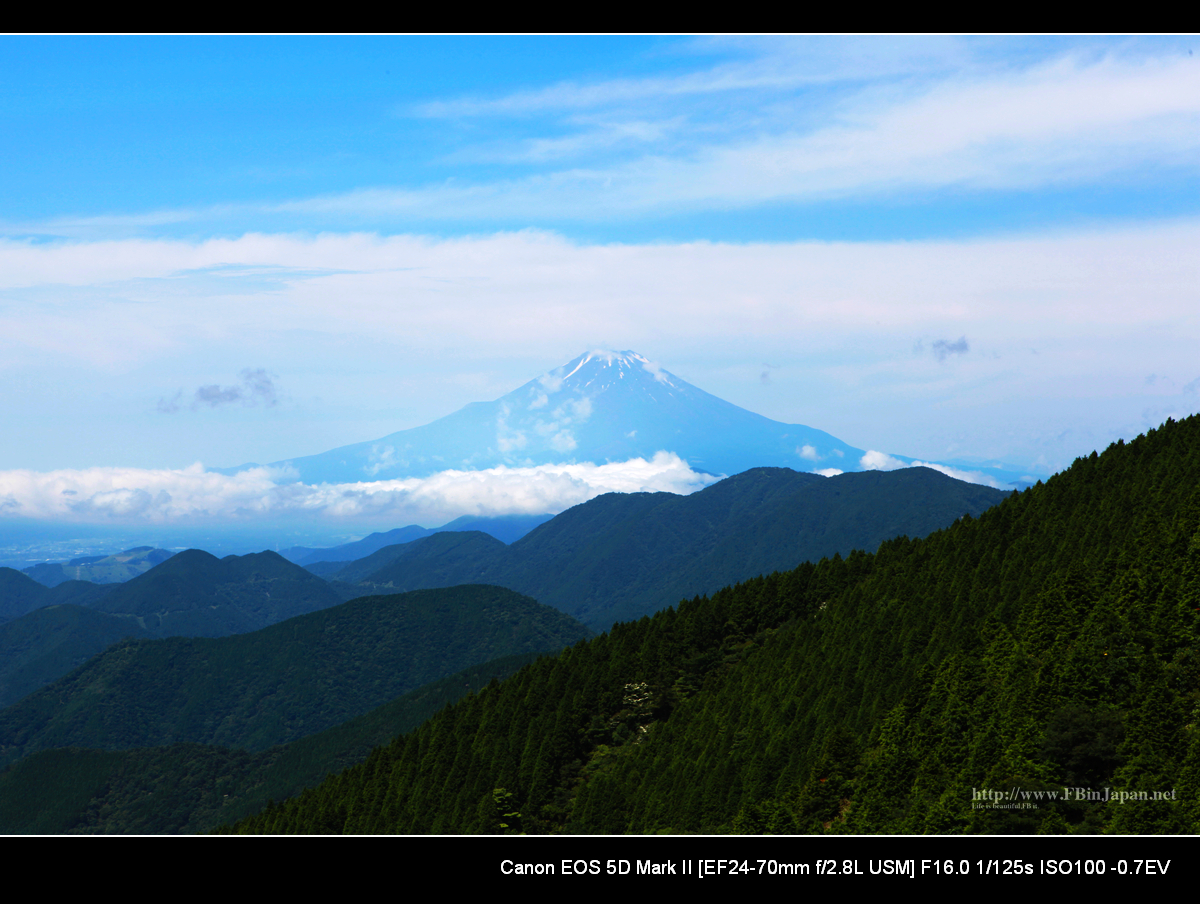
[{"left": 0, "top": 453, "right": 716, "bottom": 527}]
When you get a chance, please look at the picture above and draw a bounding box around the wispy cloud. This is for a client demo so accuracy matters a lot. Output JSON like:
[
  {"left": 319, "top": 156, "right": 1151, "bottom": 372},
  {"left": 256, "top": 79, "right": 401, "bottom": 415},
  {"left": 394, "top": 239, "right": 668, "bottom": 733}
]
[
  {"left": 858, "top": 449, "right": 1006, "bottom": 488},
  {"left": 412, "top": 36, "right": 973, "bottom": 119},
  {"left": 7, "top": 43, "right": 1197, "bottom": 238},
  {"left": 158, "top": 368, "right": 280, "bottom": 414},
  {"left": 931, "top": 336, "right": 969, "bottom": 362},
  {"left": 274, "top": 49, "right": 1200, "bottom": 224}
]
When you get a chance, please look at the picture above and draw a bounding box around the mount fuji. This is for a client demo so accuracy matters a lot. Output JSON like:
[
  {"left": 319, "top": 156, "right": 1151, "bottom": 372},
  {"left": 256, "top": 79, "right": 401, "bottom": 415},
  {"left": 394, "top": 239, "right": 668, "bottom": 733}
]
[{"left": 226, "top": 351, "right": 1018, "bottom": 488}]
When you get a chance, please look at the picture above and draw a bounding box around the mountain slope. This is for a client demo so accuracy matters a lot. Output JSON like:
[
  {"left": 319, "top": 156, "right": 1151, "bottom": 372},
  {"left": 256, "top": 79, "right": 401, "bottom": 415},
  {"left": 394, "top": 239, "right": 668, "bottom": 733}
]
[
  {"left": 0, "top": 551, "right": 347, "bottom": 710},
  {"left": 0, "top": 605, "right": 152, "bottom": 709},
  {"left": 334, "top": 466, "right": 1009, "bottom": 629},
  {"left": 0, "top": 570, "right": 54, "bottom": 625},
  {"left": 21, "top": 547, "right": 176, "bottom": 588},
  {"left": 0, "top": 652, "right": 543, "bottom": 834},
  {"left": 88, "top": 549, "right": 344, "bottom": 638},
  {"left": 283, "top": 514, "right": 554, "bottom": 567},
  {"left": 0, "top": 585, "right": 591, "bottom": 767},
  {"left": 224, "top": 415, "right": 1200, "bottom": 835},
  {"left": 0, "top": 569, "right": 114, "bottom": 626}
]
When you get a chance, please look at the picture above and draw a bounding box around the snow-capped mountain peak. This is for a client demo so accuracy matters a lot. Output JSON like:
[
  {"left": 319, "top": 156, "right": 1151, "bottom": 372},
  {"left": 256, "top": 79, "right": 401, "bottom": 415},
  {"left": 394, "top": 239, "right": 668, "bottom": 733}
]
[
  {"left": 539, "top": 350, "right": 678, "bottom": 394},
  {"left": 248, "top": 350, "right": 863, "bottom": 483},
  {"left": 221, "top": 350, "right": 1025, "bottom": 490}
]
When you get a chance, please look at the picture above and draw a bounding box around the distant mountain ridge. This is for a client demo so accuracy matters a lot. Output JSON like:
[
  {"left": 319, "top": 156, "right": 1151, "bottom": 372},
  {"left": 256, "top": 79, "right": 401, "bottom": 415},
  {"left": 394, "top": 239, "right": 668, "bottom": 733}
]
[
  {"left": 0, "top": 467, "right": 1006, "bottom": 708},
  {"left": 87, "top": 549, "right": 344, "bottom": 638},
  {"left": 279, "top": 513, "right": 554, "bottom": 566},
  {"left": 22, "top": 547, "right": 176, "bottom": 588},
  {"left": 0, "top": 550, "right": 351, "bottom": 708},
  {"left": 0, "top": 570, "right": 113, "bottom": 625},
  {"left": 327, "top": 466, "right": 1010, "bottom": 629},
  {"left": 223, "top": 351, "right": 887, "bottom": 484}
]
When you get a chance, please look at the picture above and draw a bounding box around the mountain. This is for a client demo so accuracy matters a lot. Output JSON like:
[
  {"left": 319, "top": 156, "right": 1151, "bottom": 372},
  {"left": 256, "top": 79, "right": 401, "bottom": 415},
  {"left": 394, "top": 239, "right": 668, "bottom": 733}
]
[
  {"left": 0, "top": 467, "right": 1004, "bottom": 709},
  {"left": 0, "top": 605, "right": 152, "bottom": 709},
  {"left": 0, "top": 569, "right": 114, "bottom": 625},
  {"left": 326, "top": 466, "right": 1009, "bottom": 629},
  {"left": 0, "top": 550, "right": 348, "bottom": 709},
  {"left": 21, "top": 547, "right": 177, "bottom": 588},
  {"left": 0, "top": 585, "right": 591, "bottom": 768},
  {"left": 0, "top": 652, "right": 543, "bottom": 834},
  {"left": 224, "top": 351, "right": 875, "bottom": 484},
  {"left": 223, "top": 415, "right": 1200, "bottom": 835},
  {"left": 0, "top": 570, "right": 57, "bottom": 625},
  {"left": 280, "top": 513, "right": 553, "bottom": 566},
  {"left": 279, "top": 526, "right": 436, "bottom": 565},
  {"left": 86, "top": 549, "right": 345, "bottom": 638}
]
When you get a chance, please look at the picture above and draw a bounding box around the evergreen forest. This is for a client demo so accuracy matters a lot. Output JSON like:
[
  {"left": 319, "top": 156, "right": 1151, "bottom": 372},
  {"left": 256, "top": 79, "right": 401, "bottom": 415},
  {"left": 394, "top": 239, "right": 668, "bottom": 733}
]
[{"left": 222, "top": 416, "right": 1200, "bottom": 834}]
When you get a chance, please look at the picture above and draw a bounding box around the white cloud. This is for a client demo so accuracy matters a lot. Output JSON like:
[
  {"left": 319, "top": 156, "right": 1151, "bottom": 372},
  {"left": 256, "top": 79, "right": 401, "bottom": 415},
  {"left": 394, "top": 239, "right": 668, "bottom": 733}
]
[
  {"left": 538, "top": 371, "right": 565, "bottom": 393},
  {"left": 639, "top": 357, "right": 671, "bottom": 384},
  {"left": 411, "top": 48, "right": 825, "bottom": 119},
  {"left": 4, "top": 222, "right": 1197, "bottom": 372},
  {"left": 860, "top": 450, "right": 908, "bottom": 471},
  {"left": 554, "top": 396, "right": 593, "bottom": 422},
  {"left": 549, "top": 431, "right": 577, "bottom": 452},
  {"left": 0, "top": 453, "right": 718, "bottom": 526},
  {"left": 495, "top": 403, "right": 527, "bottom": 453},
  {"left": 909, "top": 460, "right": 1006, "bottom": 489},
  {"left": 413, "top": 37, "right": 975, "bottom": 121},
  {"left": 855, "top": 451, "right": 1005, "bottom": 489},
  {"left": 364, "top": 444, "right": 401, "bottom": 478},
  {"left": 798, "top": 444, "right": 820, "bottom": 461},
  {"left": 814, "top": 468, "right": 844, "bottom": 477}
]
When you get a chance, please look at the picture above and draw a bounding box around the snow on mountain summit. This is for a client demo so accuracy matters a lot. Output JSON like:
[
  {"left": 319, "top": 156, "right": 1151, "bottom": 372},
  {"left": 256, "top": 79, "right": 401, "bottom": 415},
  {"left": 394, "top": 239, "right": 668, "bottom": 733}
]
[
  {"left": 531, "top": 350, "right": 681, "bottom": 402},
  {"left": 247, "top": 350, "right": 867, "bottom": 484}
]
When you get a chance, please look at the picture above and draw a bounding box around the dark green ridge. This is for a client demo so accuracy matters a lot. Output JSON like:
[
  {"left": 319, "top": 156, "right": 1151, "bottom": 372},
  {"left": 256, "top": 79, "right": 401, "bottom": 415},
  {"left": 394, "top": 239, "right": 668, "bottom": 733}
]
[
  {"left": 0, "top": 550, "right": 347, "bottom": 705},
  {"left": 330, "top": 466, "right": 1008, "bottom": 630},
  {"left": 223, "top": 416, "right": 1200, "bottom": 834},
  {"left": 0, "top": 585, "right": 590, "bottom": 768},
  {"left": 290, "top": 513, "right": 552, "bottom": 567},
  {"left": 320, "top": 530, "right": 507, "bottom": 585},
  {"left": 88, "top": 549, "right": 344, "bottom": 638},
  {"left": 0, "top": 570, "right": 53, "bottom": 624},
  {"left": 0, "top": 652, "right": 542, "bottom": 834},
  {"left": 0, "top": 605, "right": 152, "bottom": 709},
  {"left": 0, "top": 568, "right": 115, "bottom": 626}
]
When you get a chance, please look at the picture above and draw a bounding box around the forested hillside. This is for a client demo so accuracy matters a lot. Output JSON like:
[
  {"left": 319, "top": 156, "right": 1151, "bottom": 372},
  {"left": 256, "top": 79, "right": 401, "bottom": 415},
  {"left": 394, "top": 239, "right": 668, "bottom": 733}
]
[
  {"left": 0, "top": 652, "right": 543, "bottom": 834},
  {"left": 0, "top": 550, "right": 356, "bottom": 708},
  {"left": 328, "top": 466, "right": 1008, "bottom": 629},
  {"left": 225, "top": 416, "right": 1200, "bottom": 834},
  {"left": 0, "top": 585, "right": 589, "bottom": 767}
]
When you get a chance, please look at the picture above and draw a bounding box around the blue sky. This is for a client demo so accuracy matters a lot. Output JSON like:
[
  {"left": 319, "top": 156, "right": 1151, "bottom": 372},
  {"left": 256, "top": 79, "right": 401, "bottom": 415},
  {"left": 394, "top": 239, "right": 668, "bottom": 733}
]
[{"left": 3, "top": 35, "right": 1200, "bottom": 536}]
